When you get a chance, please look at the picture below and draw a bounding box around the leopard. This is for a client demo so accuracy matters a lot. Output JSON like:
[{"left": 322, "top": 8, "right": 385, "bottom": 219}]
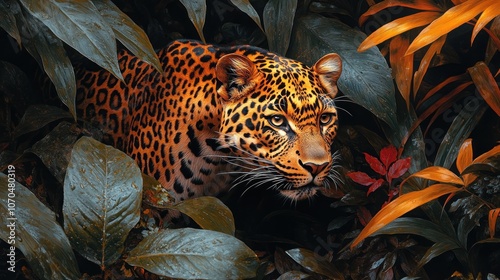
[{"left": 75, "top": 39, "right": 342, "bottom": 202}]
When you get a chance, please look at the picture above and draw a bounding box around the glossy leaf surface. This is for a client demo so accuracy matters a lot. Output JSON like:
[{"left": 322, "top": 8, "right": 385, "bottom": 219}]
[
  {"left": 178, "top": 0, "right": 206, "bottom": 42},
  {"left": 286, "top": 248, "right": 344, "bottom": 279},
  {"left": 229, "top": 0, "right": 263, "bottom": 32},
  {"left": 63, "top": 137, "right": 142, "bottom": 267},
  {"left": 263, "top": 0, "right": 297, "bottom": 55},
  {"left": 127, "top": 228, "right": 259, "bottom": 279},
  {"left": 468, "top": 61, "right": 500, "bottom": 116}
]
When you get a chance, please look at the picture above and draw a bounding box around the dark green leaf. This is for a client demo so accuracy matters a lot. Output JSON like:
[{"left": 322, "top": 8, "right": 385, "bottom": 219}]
[
  {"left": 169, "top": 196, "right": 235, "bottom": 236},
  {"left": 229, "top": 0, "right": 263, "bottom": 32},
  {"left": 0, "top": 173, "right": 80, "bottom": 279},
  {"left": 13, "top": 105, "right": 72, "bottom": 139},
  {"left": 19, "top": 0, "right": 123, "bottom": 81},
  {"left": 15, "top": 10, "right": 77, "bottom": 119},
  {"left": 92, "top": 0, "right": 162, "bottom": 73},
  {"left": 27, "top": 121, "right": 79, "bottom": 183},
  {"left": 462, "top": 156, "right": 500, "bottom": 175},
  {"left": 178, "top": 0, "right": 206, "bottom": 42},
  {"left": 263, "top": 0, "right": 297, "bottom": 55},
  {"left": 417, "top": 241, "right": 462, "bottom": 268},
  {"left": 0, "top": 0, "right": 22, "bottom": 46},
  {"left": 286, "top": 248, "right": 344, "bottom": 279},
  {"left": 63, "top": 136, "right": 142, "bottom": 267},
  {"left": 126, "top": 228, "right": 259, "bottom": 279},
  {"left": 435, "top": 99, "right": 487, "bottom": 169},
  {"left": 288, "top": 14, "right": 396, "bottom": 130}
]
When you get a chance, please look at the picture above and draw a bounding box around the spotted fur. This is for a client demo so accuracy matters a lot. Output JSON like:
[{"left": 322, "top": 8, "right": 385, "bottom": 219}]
[{"left": 76, "top": 39, "right": 342, "bottom": 201}]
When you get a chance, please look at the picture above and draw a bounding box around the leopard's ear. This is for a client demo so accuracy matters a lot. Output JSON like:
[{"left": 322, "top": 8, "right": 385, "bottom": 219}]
[
  {"left": 313, "top": 53, "right": 342, "bottom": 98},
  {"left": 216, "top": 54, "right": 260, "bottom": 101}
]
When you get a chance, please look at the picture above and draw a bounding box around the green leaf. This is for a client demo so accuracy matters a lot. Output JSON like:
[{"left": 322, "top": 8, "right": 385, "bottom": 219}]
[
  {"left": 0, "top": 173, "right": 80, "bottom": 279},
  {"left": 417, "top": 241, "right": 462, "bottom": 268},
  {"left": 0, "top": 0, "right": 22, "bottom": 46},
  {"left": 19, "top": 0, "right": 123, "bottom": 81},
  {"left": 169, "top": 196, "right": 236, "bottom": 236},
  {"left": 229, "top": 0, "right": 263, "bottom": 32},
  {"left": 288, "top": 14, "right": 397, "bottom": 131},
  {"left": 63, "top": 136, "right": 142, "bottom": 267},
  {"left": 28, "top": 122, "right": 79, "bottom": 183},
  {"left": 178, "top": 0, "right": 206, "bottom": 42},
  {"left": 126, "top": 228, "right": 259, "bottom": 279},
  {"left": 15, "top": 10, "right": 77, "bottom": 119},
  {"left": 372, "top": 217, "right": 457, "bottom": 244},
  {"left": 92, "top": 0, "right": 162, "bottom": 73},
  {"left": 286, "top": 248, "right": 344, "bottom": 280},
  {"left": 434, "top": 99, "right": 487, "bottom": 169},
  {"left": 13, "top": 104, "right": 72, "bottom": 139},
  {"left": 263, "top": 0, "right": 297, "bottom": 55}
]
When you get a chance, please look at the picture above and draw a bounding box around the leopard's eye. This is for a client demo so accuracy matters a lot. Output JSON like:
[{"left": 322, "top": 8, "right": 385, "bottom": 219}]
[
  {"left": 269, "top": 115, "right": 286, "bottom": 128},
  {"left": 319, "top": 113, "right": 334, "bottom": 126}
]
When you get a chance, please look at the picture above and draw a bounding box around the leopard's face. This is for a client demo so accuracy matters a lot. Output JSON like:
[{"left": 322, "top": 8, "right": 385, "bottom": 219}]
[{"left": 216, "top": 52, "right": 342, "bottom": 200}]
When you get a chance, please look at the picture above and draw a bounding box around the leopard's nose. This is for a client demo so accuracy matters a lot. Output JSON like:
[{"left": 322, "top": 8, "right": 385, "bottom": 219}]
[{"left": 300, "top": 161, "right": 329, "bottom": 176}]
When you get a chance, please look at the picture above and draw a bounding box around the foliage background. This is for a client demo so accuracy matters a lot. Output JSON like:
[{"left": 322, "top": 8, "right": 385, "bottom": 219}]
[{"left": 0, "top": 0, "right": 499, "bottom": 279}]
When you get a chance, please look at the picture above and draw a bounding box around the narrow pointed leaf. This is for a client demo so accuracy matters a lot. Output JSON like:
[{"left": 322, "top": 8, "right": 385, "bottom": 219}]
[
  {"left": 358, "top": 12, "right": 441, "bottom": 52},
  {"left": 413, "top": 35, "right": 446, "bottom": 94},
  {"left": 365, "top": 153, "right": 386, "bottom": 175},
  {"left": 93, "top": 0, "right": 162, "bottom": 73},
  {"left": 418, "top": 241, "right": 462, "bottom": 268},
  {"left": 405, "top": 166, "right": 464, "bottom": 185},
  {"left": 389, "top": 35, "right": 413, "bottom": 108},
  {"left": 407, "top": 0, "right": 497, "bottom": 54},
  {"left": 178, "top": 0, "right": 206, "bottom": 42},
  {"left": 19, "top": 0, "right": 123, "bottom": 81},
  {"left": 489, "top": 208, "right": 500, "bottom": 238},
  {"left": 0, "top": 174, "right": 80, "bottom": 279},
  {"left": 485, "top": 16, "right": 500, "bottom": 64},
  {"left": 263, "top": 0, "right": 297, "bottom": 55},
  {"left": 63, "top": 137, "right": 142, "bottom": 267},
  {"left": 286, "top": 248, "right": 344, "bottom": 280},
  {"left": 371, "top": 217, "right": 453, "bottom": 243},
  {"left": 350, "top": 184, "right": 461, "bottom": 248},
  {"left": 457, "top": 139, "right": 473, "bottom": 174},
  {"left": 468, "top": 61, "right": 500, "bottom": 116},
  {"left": 230, "top": 0, "right": 263, "bottom": 32},
  {"left": 17, "top": 11, "right": 77, "bottom": 119},
  {"left": 0, "top": 0, "right": 22, "bottom": 46},
  {"left": 472, "top": 143, "right": 500, "bottom": 164},
  {"left": 359, "top": 0, "right": 441, "bottom": 25},
  {"left": 367, "top": 179, "right": 386, "bottom": 195},
  {"left": 471, "top": 3, "right": 500, "bottom": 45},
  {"left": 13, "top": 105, "right": 72, "bottom": 139},
  {"left": 169, "top": 196, "right": 235, "bottom": 236},
  {"left": 126, "top": 228, "right": 259, "bottom": 279}
]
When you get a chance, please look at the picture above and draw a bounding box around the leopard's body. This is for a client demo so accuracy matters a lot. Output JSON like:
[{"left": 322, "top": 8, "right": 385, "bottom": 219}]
[{"left": 76, "top": 39, "right": 342, "bottom": 201}]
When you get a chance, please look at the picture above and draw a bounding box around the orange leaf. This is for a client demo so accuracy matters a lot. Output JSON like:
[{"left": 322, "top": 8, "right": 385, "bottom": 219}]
[
  {"left": 350, "top": 184, "right": 461, "bottom": 249},
  {"left": 416, "top": 73, "right": 468, "bottom": 109},
  {"left": 485, "top": 16, "right": 500, "bottom": 64},
  {"left": 468, "top": 61, "right": 500, "bottom": 116},
  {"left": 407, "top": 0, "right": 497, "bottom": 55},
  {"left": 405, "top": 166, "right": 464, "bottom": 186},
  {"left": 489, "top": 208, "right": 500, "bottom": 238},
  {"left": 359, "top": 0, "right": 441, "bottom": 25},
  {"left": 472, "top": 143, "right": 500, "bottom": 164},
  {"left": 413, "top": 35, "right": 446, "bottom": 95},
  {"left": 457, "top": 139, "right": 473, "bottom": 174},
  {"left": 471, "top": 3, "right": 500, "bottom": 45},
  {"left": 358, "top": 12, "right": 441, "bottom": 52},
  {"left": 390, "top": 36, "right": 413, "bottom": 109}
]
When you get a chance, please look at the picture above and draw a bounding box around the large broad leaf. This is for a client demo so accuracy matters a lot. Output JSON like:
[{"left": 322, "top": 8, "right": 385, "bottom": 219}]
[
  {"left": 15, "top": 10, "right": 77, "bottom": 119},
  {"left": 63, "top": 136, "right": 142, "bottom": 267},
  {"left": 434, "top": 99, "right": 487, "bottom": 169},
  {"left": 350, "top": 184, "right": 461, "bottom": 248},
  {"left": 288, "top": 14, "right": 397, "bottom": 131},
  {"left": 169, "top": 196, "right": 236, "bottom": 236},
  {"left": 0, "top": 0, "right": 22, "bottom": 46},
  {"left": 126, "top": 228, "right": 259, "bottom": 279},
  {"left": 92, "top": 0, "right": 162, "bottom": 73},
  {"left": 0, "top": 173, "right": 80, "bottom": 279},
  {"left": 19, "top": 0, "right": 123, "bottom": 81},
  {"left": 286, "top": 248, "right": 344, "bottom": 280},
  {"left": 178, "top": 0, "right": 206, "bottom": 42},
  {"left": 263, "top": 0, "right": 297, "bottom": 55}
]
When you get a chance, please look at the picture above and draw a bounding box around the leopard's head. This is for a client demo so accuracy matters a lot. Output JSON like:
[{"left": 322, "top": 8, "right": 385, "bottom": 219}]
[{"left": 216, "top": 50, "right": 342, "bottom": 200}]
